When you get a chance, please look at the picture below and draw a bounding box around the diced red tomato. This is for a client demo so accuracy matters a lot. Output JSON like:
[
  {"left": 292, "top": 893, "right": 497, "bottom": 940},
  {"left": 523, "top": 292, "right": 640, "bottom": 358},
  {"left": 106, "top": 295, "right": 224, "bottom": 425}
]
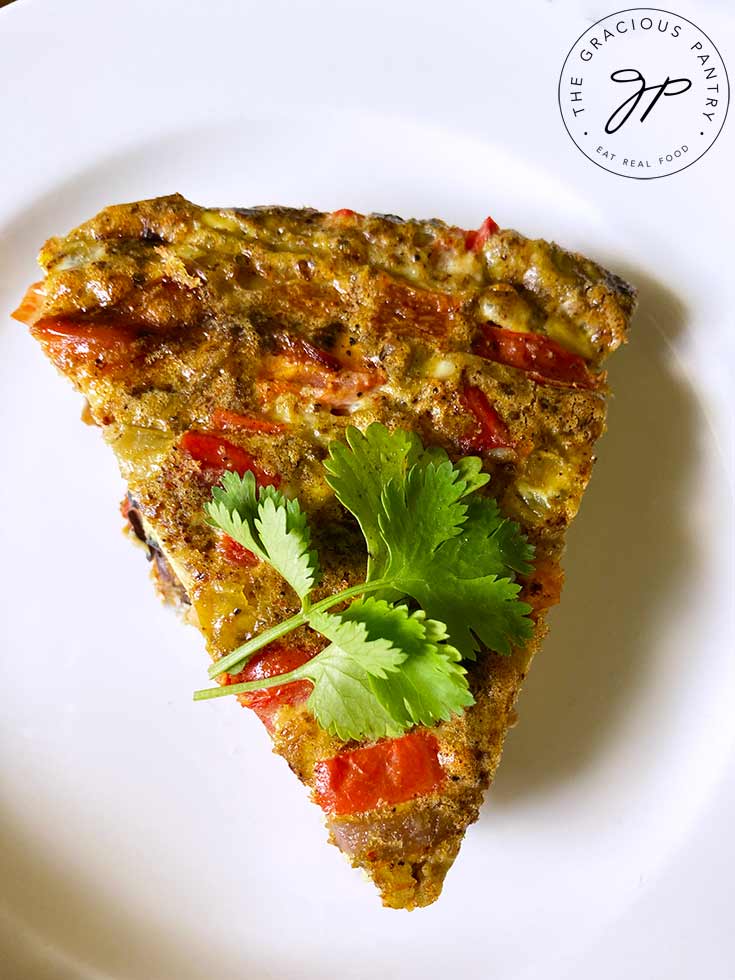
[
  {"left": 29, "top": 317, "right": 139, "bottom": 348},
  {"left": 330, "top": 208, "right": 361, "bottom": 219},
  {"left": 211, "top": 408, "right": 286, "bottom": 434},
  {"left": 464, "top": 216, "right": 500, "bottom": 252},
  {"left": 25, "top": 316, "right": 140, "bottom": 373},
  {"left": 217, "top": 534, "right": 259, "bottom": 568},
  {"left": 373, "top": 275, "right": 464, "bottom": 339},
  {"left": 14, "top": 285, "right": 138, "bottom": 352},
  {"left": 256, "top": 369, "right": 382, "bottom": 412},
  {"left": 179, "top": 431, "right": 279, "bottom": 487},
  {"left": 11, "top": 282, "right": 45, "bottom": 326},
  {"left": 474, "top": 323, "right": 598, "bottom": 389},
  {"left": 273, "top": 331, "right": 343, "bottom": 372},
  {"left": 257, "top": 326, "right": 387, "bottom": 411},
  {"left": 257, "top": 359, "right": 324, "bottom": 389},
  {"left": 461, "top": 385, "right": 513, "bottom": 452},
  {"left": 314, "top": 730, "right": 445, "bottom": 816},
  {"left": 227, "top": 643, "right": 315, "bottom": 729},
  {"left": 255, "top": 378, "right": 303, "bottom": 400},
  {"left": 257, "top": 343, "right": 383, "bottom": 412}
]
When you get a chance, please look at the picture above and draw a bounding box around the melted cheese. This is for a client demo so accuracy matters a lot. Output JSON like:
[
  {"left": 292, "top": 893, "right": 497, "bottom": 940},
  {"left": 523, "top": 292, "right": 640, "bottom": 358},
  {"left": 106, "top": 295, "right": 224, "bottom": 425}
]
[{"left": 515, "top": 449, "right": 575, "bottom": 517}]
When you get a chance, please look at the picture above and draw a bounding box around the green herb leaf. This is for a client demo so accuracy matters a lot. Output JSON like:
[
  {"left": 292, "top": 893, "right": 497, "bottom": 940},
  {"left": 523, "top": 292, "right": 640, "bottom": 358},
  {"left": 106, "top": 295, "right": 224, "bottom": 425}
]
[
  {"left": 293, "top": 607, "right": 407, "bottom": 740},
  {"left": 395, "top": 572, "right": 533, "bottom": 661},
  {"left": 288, "top": 600, "right": 472, "bottom": 740},
  {"left": 376, "top": 458, "right": 476, "bottom": 579},
  {"left": 382, "top": 485, "right": 534, "bottom": 659},
  {"left": 325, "top": 423, "right": 489, "bottom": 581},
  {"left": 206, "top": 470, "right": 320, "bottom": 601},
  {"left": 205, "top": 469, "right": 264, "bottom": 558},
  {"left": 324, "top": 424, "right": 422, "bottom": 577},
  {"left": 255, "top": 493, "right": 320, "bottom": 600},
  {"left": 339, "top": 599, "right": 474, "bottom": 729},
  {"left": 431, "top": 497, "right": 535, "bottom": 580}
]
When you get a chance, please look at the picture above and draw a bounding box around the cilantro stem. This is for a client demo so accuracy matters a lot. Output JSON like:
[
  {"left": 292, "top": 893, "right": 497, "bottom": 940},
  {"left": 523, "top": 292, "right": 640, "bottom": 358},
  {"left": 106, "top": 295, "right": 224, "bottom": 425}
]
[
  {"left": 194, "top": 665, "right": 309, "bottom": 701},
  {"left": 206, "top": 577, "right": 393, "bottom": 680},
  {"left": 208, "top": 614, "right": 308, "bottom": 678}
]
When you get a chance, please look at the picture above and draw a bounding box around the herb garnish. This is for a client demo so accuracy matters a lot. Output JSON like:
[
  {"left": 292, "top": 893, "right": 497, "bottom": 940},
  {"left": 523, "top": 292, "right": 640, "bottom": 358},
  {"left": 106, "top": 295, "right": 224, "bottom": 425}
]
[{"left": 193, "top": 423, "right": 534, "bottom": 740}]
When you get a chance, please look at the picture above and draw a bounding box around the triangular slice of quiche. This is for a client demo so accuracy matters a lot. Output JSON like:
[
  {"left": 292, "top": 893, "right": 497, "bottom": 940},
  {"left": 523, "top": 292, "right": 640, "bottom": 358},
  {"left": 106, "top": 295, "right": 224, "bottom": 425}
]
[{"left": 14, "top": 195, "right": 635, "bottom": 909}]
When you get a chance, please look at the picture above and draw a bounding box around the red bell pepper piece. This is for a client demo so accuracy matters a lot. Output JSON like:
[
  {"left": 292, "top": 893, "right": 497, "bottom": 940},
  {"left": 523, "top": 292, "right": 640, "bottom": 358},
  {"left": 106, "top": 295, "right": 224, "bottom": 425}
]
[
  {"left": 461, "top": 385, "right": 513, "bottom": 452},
  {"left": 179, "top": 431, "right": 279, "bottom": 487},
  {"left": 474, "top": 324, "right": 597, "bottom": 389},
  {"left": 465, "top": 216, "right": 500, "bottom": 252},
  {"left": 314, "top": 730, "right": 445, "bottom": 816},
  {"left": 228, "top": 643, "right": 315, "bottom": 728}
]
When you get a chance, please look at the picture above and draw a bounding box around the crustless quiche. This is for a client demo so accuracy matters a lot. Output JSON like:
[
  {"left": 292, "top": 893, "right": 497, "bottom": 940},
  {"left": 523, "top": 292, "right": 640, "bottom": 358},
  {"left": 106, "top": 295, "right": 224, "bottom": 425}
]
[{"left": 14, "top": 195, "right": 635, "bottom": 908}]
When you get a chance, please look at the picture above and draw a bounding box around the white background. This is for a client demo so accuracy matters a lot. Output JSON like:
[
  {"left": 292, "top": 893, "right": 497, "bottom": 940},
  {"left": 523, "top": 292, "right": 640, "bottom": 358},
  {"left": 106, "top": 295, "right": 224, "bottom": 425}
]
[{"left": 0, "top": 2, "right": 733, "bottom": 978}]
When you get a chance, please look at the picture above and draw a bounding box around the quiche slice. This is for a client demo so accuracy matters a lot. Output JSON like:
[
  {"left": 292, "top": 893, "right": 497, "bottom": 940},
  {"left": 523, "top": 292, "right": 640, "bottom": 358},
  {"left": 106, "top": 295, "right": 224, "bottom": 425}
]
[{"left": 14, "top": 195, "right": 635, "bottom": 909}]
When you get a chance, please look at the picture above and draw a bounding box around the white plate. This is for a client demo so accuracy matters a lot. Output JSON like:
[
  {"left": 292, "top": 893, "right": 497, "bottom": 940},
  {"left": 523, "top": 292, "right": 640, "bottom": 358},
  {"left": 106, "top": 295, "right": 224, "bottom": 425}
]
[{"left": 1, "top": 1, "right": 733, "bottom": 978}]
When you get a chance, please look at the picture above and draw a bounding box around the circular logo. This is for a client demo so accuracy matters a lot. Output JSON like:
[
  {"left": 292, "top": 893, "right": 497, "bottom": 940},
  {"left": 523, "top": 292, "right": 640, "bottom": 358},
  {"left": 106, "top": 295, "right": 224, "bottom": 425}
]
[{"left": 558, "top": 8, "right": 729, "bottom": 178}]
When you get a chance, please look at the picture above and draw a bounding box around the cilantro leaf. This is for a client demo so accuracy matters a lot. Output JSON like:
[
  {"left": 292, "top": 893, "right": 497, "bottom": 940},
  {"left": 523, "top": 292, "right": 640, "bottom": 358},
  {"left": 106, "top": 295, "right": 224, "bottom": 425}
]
[
  {"left": 454, "top": 455, "right": 492, "bottom": 497},
  {"left": 255, "top": 493, "right": 320, "bottom": 600},
  {"left": 285, "top": 600, "right": 473, "bottom": 739},
  {"left": 324, "top": 424, "right": 422, "bottom": 577},
  {"left": 205, "top": 470, "right": 264, "bottom": 557},
  {"left": 398, "top": 573, "right": 533, "bottom": 661},
  {"left": 436, "top": 497, "right": 535, "bottom": 579},
  {"left": 205, "top": 470, "right": 319, "bottom": 600},
  {"left": 339, "top": 599, "right": 474, "bottom": 728},
  {"left": 295, "top": 608, "right": 407, "bottom": 740},
  {"left": 380, "top": 471, "right": 534, "bottom": 659},
  {"left": 377, "top": 459, "right": 474, "bottom": 577},
  {"left": 325, "top": 423, "right": 489, "bottom": 580}
]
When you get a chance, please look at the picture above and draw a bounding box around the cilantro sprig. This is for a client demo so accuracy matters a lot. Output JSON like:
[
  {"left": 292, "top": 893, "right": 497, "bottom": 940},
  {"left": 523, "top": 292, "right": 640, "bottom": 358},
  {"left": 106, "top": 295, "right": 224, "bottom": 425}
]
[
  {"left": 193, "top": 423, "right": 534, "bottom": 740},
  {"left": 206, "top": 472, "right": 319, "bottom": 601}
]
